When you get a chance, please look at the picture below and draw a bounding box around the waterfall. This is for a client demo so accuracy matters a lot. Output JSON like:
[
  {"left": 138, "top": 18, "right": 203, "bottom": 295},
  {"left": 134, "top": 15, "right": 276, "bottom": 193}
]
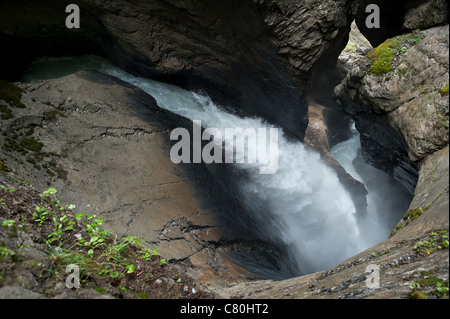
[{"left": 22, "top": 54, "right": 411, "bottom": 277}]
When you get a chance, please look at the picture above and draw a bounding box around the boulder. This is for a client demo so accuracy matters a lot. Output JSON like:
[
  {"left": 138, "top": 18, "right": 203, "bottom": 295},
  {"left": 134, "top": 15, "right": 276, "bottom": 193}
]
[{"left": 404, "top": 0, "right": 449, "bottom": 30}]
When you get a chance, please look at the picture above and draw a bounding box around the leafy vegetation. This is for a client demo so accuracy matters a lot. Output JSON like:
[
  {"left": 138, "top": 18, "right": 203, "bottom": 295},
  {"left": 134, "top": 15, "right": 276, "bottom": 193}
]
[
  {"left": 0, "top": 174, "right": 213, "bottom": 298},
  {"left": 409, "top": 278, "right": 449, "bottom": 299},
  {"left": 28, "top": 187, "right": 169, "bottom": 282},
  {"left": 413, "top": 230, "right": 449, "bottom": 256}
]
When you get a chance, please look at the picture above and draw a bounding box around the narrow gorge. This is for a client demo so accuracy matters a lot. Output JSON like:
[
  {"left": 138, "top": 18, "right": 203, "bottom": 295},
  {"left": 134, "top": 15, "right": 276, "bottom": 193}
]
[{"left": 1, "top": 0, "right": 448, "bottom": 299}]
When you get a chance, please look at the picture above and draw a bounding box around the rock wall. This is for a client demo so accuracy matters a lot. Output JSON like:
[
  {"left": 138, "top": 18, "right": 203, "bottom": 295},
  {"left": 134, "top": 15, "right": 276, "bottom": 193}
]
[
  {"left": 0, "top": 71, "right": 258, "bottom": 287},
  {"left": 304, "top": 103, "right": 368, "bottom": 217},
  {"left": 1, "top": 1, "right": 448, "bottom": 299},
  {"left": 215, "top": 145, "right": 448, "bottom": 299},
  {"left": 334, "top": 25, "right": 449, "bottom": 193},
  {"left": 214, "top": 8, "right": 449, "bottom": 300},
  {"left": 355, "top": 0, "right": 449, "bottom": 47},
  {"left": 0, "top": 0, "right": 356, "bottom": 141}
]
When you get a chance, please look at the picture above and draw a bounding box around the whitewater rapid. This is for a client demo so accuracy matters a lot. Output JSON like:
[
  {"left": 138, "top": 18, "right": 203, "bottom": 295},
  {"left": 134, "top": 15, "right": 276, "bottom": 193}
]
[{"left": 22, "top": 54, "right": 411, "bottom": 276}]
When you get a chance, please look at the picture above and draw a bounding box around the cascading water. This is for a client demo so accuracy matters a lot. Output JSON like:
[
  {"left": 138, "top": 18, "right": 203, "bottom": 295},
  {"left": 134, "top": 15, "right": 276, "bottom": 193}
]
[
  {"left": 331, "top": 123, "right": 413, "bottom": 248},
  {"left": 21, "top": 54, "right": 412, "bottom": 277}
]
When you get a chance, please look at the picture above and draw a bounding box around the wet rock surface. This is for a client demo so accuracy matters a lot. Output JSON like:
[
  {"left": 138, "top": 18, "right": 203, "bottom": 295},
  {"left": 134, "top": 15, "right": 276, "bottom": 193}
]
[
  {"left": 0, "top": 71, "right": 258, "bottom": 288},
  {"left": 215, "top": 147, "right": 449, "bottom": 299}
]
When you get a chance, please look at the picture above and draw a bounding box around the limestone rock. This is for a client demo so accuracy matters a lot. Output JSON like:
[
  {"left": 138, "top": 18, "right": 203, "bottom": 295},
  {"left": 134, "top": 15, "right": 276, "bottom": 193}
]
[
  {"left": 336, "top": 22, "right": 373, "bottom": 80},
  {"left": 404, "top": 0, "right": 449, "bottom": 30},
  {"left": 334, "top": 25, "right": 449, "bottom": 192},
  {"left": 0, "top": 70, "right": 245, "bottom": 286}
]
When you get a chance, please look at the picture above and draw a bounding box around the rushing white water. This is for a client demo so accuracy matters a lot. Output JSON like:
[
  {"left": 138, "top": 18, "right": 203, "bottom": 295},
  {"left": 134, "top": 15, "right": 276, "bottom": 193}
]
[
  {"left": 22, "top": 55, "right": 411, "bottom": 276},
  {"left": 331, "top": 123, "right": 412, "bottom": 248}
]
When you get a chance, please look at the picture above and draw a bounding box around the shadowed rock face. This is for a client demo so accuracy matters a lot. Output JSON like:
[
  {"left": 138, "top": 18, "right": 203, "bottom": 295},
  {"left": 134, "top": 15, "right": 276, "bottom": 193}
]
[
  {"left": 1, "top": 0, "right": 448, "bottom": 299},
  {"left": 0, "top": 0, "right": 358, "bottom": 141},
  {"left": 0, "top": 70, "right": 279, "bottom": 287}
]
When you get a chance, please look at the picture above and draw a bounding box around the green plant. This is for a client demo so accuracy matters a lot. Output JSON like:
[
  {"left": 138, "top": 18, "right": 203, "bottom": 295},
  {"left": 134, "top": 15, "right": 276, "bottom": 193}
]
[
  {"left": 414, "top": 230, "right": 449, "bottom": 255},
  {"left": 411, "top": 35, "right": 421, "bottom": 45},
  {"left": 1, "top": 185, "right": 16, "bottom": 193},
  {"left": 124, "top": 263, "right": 135, "bottom": 274},
  {"left": 0, "top": 247, "right": 16, "bottom": 261},
  {"left": 1, "top": 219, "right": 15, "bottom": 227},
  {"left": 409, "top": 282, "right": 420, "bottom": 290},
  {"left": 46, "top": 215, "right": 76, "bottom": 247},
  {"left": 141, "top": 247, "right": 161, "bottom": 261},
  {"left": 33, "top": 206, "right": 51, "bottom": 226},
  {"left": 436, "top": 281, "right": 449, "bottom": 297},
  {"left": 27, "top": 186, "right": 171, "bottom": 289}
]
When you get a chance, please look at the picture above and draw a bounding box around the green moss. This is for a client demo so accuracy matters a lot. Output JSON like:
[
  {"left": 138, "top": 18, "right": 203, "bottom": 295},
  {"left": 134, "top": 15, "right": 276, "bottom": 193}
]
[
  {"left": 19, "top": 137, "right": 44, "bottom": 153},
  {"left": 134, "top": 292, "right": 148, "bottom": 299},
  {"left": 409, "top": 291, "right": 428, "bottom": 299},
  {"left": 419, "top": 277, "right": 441, "bottom": 287},
  {"left": 54, "top": 166, "right": 68, "bottom": 180},
  {"left": 390, "top": 207, "right": 426, "bottom": 237},
  {"left": 25, "top": 126, "right": 35, "bottom": 137},
  {"left": 0, "top": 104, "right": 13, "bottom": 120},
  {"left": 44, "top": 110, "right": 66, "bottom": 121},
  {"left": 0, "top": 80, "right": 26, "bottom": 108},
  {"left": 42, "top": 101, "right": 54, "bottom": 107},
  {"left": 368, "top": 38, "right": 400, "bottom": 74},
  {"left": 403, "top": 208, "right": 424, "bottom": 220},
  {"left": 26, "top": 156, "right": 37, "bottom": 165},
  {"left": 367, "top": 30, "right": 425, "bottom": 75},
  {"left": 0, "top": 160, "right": 6, "bottom": 172},
  {"left": 442, "top": 84, "right": 449, "bottom": 94}
]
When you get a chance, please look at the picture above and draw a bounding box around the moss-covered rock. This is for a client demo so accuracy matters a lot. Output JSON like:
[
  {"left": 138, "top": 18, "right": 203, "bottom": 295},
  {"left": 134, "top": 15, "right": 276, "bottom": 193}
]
[
  {"left": 367, "top": 31, "right": 425, "bottom": 75},
  {"left": 0, "top": 80, "right": 26, "bottom": 109},
  {"left": 19, "top": 137, "right": 44, "bottom": 153}
]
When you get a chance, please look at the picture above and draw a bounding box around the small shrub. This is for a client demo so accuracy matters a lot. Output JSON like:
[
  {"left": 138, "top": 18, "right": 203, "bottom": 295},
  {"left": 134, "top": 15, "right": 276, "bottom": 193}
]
[
  {"left": 0, "top": 80, "right": 26, "bottom": 108},
  {"left": 19, "top": 137, "right": 44, "bottom": 152}
]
